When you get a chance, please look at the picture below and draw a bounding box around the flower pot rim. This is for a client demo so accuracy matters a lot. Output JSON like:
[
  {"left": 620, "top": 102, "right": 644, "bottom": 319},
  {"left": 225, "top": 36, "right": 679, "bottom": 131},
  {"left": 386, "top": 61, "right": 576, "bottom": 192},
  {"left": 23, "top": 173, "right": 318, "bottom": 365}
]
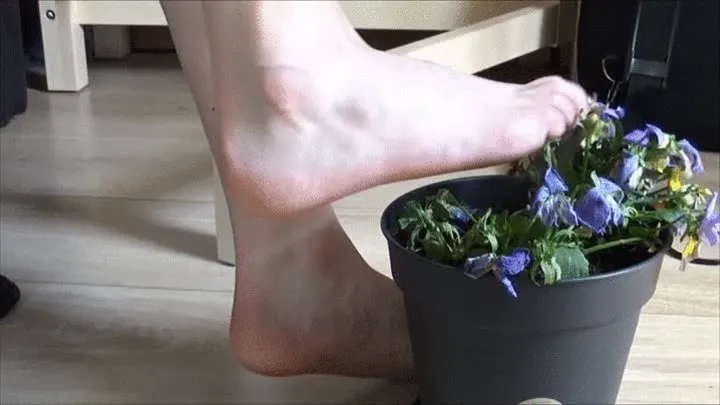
[{"left": 380, "top": 174, "right": 673, "bottom": 286}]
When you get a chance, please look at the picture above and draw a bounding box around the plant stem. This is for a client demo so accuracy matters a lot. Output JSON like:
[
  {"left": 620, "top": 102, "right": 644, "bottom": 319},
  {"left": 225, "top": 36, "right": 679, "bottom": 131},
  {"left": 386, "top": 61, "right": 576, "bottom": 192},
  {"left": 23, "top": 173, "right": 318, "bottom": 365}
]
[{"left": 583, "top": 237, "right": 645, "bottom": 255}]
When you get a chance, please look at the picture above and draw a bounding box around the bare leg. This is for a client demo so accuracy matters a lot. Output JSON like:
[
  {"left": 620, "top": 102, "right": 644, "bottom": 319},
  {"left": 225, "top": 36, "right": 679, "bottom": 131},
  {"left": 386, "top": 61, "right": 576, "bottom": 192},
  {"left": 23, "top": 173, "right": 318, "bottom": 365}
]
[
  {"left": 161, "top": 1, "right": 413, "bottom": 379},
  {"left": 190, "top": 1, "right": 588, "bottom": 216},
  {"left": 160, "top": 0, "right": 588, "bottom": 380}
]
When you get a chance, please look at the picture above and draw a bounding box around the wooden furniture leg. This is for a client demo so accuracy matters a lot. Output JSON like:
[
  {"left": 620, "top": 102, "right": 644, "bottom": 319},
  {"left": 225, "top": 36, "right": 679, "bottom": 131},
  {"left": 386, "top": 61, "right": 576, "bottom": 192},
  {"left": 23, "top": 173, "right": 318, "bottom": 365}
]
[{"left": 38, "top": 0, "right": 88, "bottom": 91}]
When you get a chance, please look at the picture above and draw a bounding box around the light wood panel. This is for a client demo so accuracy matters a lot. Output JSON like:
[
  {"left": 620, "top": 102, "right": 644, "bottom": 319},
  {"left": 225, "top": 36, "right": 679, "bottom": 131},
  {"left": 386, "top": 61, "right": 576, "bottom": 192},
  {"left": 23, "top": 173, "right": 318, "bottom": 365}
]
[{"left": 75, "top": 0, "right": 542, "bottom": 30}]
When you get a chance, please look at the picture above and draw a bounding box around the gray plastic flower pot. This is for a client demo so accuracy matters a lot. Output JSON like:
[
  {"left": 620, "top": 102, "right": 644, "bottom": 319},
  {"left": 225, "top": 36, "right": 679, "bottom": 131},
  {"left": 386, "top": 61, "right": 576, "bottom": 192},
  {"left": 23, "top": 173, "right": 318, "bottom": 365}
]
[{"left": 380, "top": 175, "right": 670, "bottom": 405}]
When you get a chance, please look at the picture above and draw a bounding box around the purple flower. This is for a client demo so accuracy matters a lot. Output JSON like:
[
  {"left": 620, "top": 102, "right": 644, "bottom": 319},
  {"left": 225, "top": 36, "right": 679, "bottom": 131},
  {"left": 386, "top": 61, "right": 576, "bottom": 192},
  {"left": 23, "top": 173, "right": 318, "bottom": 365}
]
[
  {"left": 449, "top": 206, "right": 474, "bottom": 231},
  {"left": 700, "top": 192, "right": 720, "bottom": 246},
  {"left": 601, "top": 105, "right": 625, "bottom": 121},
  {"left": 574, "top": 177, "right": 624, "bottom": 234},
  {"left": 532, "top": 168, "right": 579, "bottom": 227},
  {"left": 542, "top": 167, "right": 568, "bottom": 194},
  {"left": 673, "top": 220, "right": 688, "bottom": 238},
  {"left": 497, "top": 248, "right": 532, "bottom": 276},
  {"left": 615, "top": 151, "right": 643, "bottom": 190},
  {"left": 593, "top": 104, "right": 625, "bottom": 138},
  {"left": 624, "top": 124, "right": 669, "bottom": 148},
  {"left": 464, "top": 248, "right": 532, "bottom": 298},
  {"left": 464, "top": 253, "right": 495, "bottom": 279},
  {"left": 672, "top": 140, "right": 705, "bottom": 175},
  {"left": 595, "top": 176, "right": 625, "bottom": 199}
]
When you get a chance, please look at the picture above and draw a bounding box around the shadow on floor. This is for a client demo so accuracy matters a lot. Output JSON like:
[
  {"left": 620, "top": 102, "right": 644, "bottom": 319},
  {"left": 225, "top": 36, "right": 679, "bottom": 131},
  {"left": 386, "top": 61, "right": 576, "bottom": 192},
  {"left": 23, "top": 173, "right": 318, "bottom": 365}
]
[
  {"left": 1, "top": 191, "right": 218, "bottom": 264},
  {"left": 0, "top": 284, "right": 417, "bottom": 404}
]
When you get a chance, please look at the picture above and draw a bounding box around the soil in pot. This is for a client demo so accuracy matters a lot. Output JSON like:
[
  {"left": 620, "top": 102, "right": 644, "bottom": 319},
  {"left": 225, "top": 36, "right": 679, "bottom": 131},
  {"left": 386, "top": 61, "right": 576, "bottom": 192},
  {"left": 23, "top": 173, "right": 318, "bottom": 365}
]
[{"left": 381, "top": 175, "right": 669, "bottom": 405}]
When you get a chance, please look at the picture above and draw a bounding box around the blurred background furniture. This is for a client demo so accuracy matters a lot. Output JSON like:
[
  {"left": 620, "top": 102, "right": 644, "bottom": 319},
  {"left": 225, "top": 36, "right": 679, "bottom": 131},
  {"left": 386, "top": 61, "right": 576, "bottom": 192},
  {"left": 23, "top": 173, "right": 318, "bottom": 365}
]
[
  {"left": 576, "top": 0, "right": 718, "bottom": 153},
  {"left": 1, "top": 0, "right": 27, "bottom": 127}
]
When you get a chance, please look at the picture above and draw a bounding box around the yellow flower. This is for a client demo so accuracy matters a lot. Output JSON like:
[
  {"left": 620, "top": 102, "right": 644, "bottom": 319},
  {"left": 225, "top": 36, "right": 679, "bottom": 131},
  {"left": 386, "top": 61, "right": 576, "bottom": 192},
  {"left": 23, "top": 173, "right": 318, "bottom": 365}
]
[
  {"left": 682, "top": 237, "right": 699, "bottom": 259},
  {"left": 669, "top": 168, "right": 683, "bottom": 191}
]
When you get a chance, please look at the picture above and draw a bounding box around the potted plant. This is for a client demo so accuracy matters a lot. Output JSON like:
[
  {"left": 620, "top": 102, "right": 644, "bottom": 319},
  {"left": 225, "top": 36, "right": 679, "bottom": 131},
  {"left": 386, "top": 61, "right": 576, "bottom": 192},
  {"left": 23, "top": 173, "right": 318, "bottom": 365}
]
[{"left": 380, "top": 100, "right": 719, "bottom": 405}]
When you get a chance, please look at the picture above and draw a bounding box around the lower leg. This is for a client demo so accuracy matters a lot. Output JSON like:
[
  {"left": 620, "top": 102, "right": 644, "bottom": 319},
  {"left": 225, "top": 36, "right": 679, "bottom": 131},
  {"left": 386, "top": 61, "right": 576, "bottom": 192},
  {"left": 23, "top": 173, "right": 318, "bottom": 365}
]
[
  {"left": 162, "top": 0, "right": 588, "bottom": 380},
  {"left": 228, "top": 207, "right": 412, "bottom": 379},
  {"left": 161, "top": 1, "right": 413, "bottom": 380}
]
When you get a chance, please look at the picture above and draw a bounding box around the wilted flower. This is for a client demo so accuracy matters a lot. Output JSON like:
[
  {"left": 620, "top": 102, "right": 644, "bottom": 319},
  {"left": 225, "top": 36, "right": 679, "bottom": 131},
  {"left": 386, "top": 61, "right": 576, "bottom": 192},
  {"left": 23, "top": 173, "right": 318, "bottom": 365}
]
[
  {"left": 598, "top": 105, "right": 625, "bottom": 137},
  {"left": 669, "top": 139, "right": 704, "bottom": 178},
  {"left": 574, "top": 177, "right": 625, "bottom": 234},
  {"left": 679, "top": 140, "right": 704, "bottom": 174},
  {"left": 624, "top": 124, "right": 670, "bottom": 148},
  {"left": 464, "top": 248, "right": 532, "bottom": 298},
  {"left": 449, "top": 206, "right": 475, "bottom": 231},
  {"left": 601, "top": 105, "right": 625, "bottom": 121},
  {"left": 464, "top": 254, "right": 494, "bottom": 279},
  {"left": 700, "top": 192, "right": 720, "bottom": 245},
  {"left": 681, "top": 192, "right": 720, "bottom": 269},
  {"left": 615, "top": 151, "right": 643, "bottom": 190},
  {"left": 670, "top": 187, "right": 712, "bottom": 237},
  {"left": 532, "top": 168, "right": 578, "bottom": 227}
]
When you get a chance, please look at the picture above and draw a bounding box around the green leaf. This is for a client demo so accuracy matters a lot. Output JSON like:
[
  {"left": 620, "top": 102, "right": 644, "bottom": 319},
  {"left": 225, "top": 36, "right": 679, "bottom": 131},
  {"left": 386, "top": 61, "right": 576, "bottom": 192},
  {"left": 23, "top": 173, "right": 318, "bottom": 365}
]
[
  {"left": 540, "top": 258, "right": 562, "bottom": 285},
  {"left": 439, "top": 222, "right": 461, "bottom": 243},
  {"left": 408, "top": 226, "right": 422, "bottom": 251},
  {"left": 553, "top": 246, "right": 590, "bottom": 280},
  {"left": 506, "top": 214, "right": 532, "bottom": 244},
  {"left": 420, "top": 237, "right": 447, "bottom": 262},
  {"left": 486, "top": 232, "right": 499, "bottom": 253},
  {"left": 479, "top": 208, "right": 493, "bottom": 225},
  {"left": 436, "top": 189, "right": 462, "bottom": 206},
  {"left": 405, "top": 200, "right": 424, "bottom": 215},
  {"left": 428, "top": 199, "right": 451, "bottom": 221},
  {"left": 553, "top": 228, "right": 578, "bottom": 243},
  {"left": 461, "top": 221, "right": 484, "bottom": 251},
  {"left": 397, "top": 217, "right": 415, "bottom": 231},
  {"left": 654, "top": 209, "right": 684, "bottom": 224}
]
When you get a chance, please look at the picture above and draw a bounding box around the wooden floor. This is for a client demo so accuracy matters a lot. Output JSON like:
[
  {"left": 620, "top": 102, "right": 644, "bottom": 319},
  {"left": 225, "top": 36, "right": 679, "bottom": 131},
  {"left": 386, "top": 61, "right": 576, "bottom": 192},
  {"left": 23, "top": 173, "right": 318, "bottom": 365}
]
[{"left": 1, "top": 55, "right": 718, "bottom": 404}]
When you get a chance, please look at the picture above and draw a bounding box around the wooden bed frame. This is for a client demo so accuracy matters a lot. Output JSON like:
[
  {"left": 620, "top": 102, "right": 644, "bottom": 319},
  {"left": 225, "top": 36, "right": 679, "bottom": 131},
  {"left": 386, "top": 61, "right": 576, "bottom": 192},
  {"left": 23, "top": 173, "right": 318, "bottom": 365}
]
[{"left": 37, "top": 0, "right": 579, "bottom": 264}]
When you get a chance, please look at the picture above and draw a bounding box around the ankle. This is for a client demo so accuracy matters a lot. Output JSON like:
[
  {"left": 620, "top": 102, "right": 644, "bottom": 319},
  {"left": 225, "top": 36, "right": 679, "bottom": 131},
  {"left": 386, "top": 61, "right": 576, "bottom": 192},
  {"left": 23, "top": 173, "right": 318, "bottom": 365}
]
[{"left": 213, "top": 66, "right": 366, "bottom": 217}]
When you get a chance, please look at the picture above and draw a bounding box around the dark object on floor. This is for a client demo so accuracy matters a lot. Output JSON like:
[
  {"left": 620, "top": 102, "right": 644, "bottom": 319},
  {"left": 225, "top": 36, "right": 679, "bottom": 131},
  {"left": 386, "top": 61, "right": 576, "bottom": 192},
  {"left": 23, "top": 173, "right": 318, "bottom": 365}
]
[
  {"left": 0, "top": 0, "right": 25, "bottom": 321},
  {"left": 667, "top": 247, "right": 720, "bottom": 266},
  {"left": 0, "top": 0, "right": 28, "bottom": 127},
  {"left": 576, "top": 0, "right": 719, "bottom": 152},
  {"left": 19, "top": 0, "right": 43, "bottom": 65},
  {"left": 0, "top": 275, "right": 21, "bottom": 320},
  {"left": 381, "top": 175, "right": 669, "bottom": 404}
]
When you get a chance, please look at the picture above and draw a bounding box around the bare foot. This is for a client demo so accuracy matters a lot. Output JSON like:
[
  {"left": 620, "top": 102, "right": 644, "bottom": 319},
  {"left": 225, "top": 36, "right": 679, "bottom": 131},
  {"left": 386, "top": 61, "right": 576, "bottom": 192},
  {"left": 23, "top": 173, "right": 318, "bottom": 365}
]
[
  {"left": 211, "top": 3, "right": 588, "bottom": 216},
  {"left": 163, "top": 1, "right": 414, "bottom": 381},
  {"left": 228, "top": 205, "right": 413, "bottom": 380},
  {"left": 162, "top": 0, "right": 588, "bottom": 382}
]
